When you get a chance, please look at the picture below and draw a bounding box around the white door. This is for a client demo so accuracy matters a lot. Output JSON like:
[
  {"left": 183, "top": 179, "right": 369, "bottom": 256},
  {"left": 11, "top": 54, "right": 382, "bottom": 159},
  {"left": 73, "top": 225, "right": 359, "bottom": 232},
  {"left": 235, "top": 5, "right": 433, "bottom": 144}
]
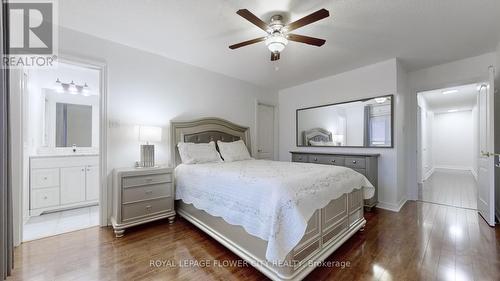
[
  {"left": 60, "top": 166, "right": 86, "bottom": 204},
  {"left": 85, "top": 165, "right": 99, "bottom": 201},
  {"left": 257, "top": 104, "right": 275, "bottom": 160},
  {"left": 477, "top": 66, "right": 495, "bottom": 226}
]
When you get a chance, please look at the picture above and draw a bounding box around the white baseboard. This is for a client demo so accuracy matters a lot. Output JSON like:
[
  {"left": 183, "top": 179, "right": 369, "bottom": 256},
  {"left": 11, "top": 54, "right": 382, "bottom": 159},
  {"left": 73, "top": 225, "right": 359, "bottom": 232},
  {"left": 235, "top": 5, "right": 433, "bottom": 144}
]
[
  {"left": 376, "top": 197, "right": 407, "bottom": 212},
  {"left": 434, "top": 165, "right": 472, "bottom": 171}
]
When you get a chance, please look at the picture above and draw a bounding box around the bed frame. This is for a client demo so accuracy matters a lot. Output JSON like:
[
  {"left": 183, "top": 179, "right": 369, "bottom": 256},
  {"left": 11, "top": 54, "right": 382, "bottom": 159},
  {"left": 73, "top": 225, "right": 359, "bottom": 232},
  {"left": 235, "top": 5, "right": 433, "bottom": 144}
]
[{"left": 171, "top": 117, "right": 366, "bottom": 281}]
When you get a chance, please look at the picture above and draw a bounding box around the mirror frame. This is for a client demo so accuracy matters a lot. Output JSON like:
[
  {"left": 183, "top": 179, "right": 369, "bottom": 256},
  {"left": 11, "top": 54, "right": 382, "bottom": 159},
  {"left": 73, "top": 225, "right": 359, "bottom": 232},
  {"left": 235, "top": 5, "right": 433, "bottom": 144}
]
[{"left": 295, "top": 94, "right": 394, "bottom": 148}]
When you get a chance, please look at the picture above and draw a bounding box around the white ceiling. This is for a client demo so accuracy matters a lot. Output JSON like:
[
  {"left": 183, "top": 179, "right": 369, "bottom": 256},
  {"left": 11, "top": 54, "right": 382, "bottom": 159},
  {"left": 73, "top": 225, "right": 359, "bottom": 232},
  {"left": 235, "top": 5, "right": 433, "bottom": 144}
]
[
  {"left": 58, "top": 0, "right": 500, "bottom": 90},
  {"left": 419, "top": 84, "right": 479, "bottom": 112}
]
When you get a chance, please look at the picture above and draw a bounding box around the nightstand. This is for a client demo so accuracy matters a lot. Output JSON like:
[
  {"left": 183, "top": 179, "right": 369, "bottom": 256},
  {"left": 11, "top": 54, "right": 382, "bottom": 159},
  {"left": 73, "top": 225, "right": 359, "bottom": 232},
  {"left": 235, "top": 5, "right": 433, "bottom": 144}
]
[{"left": 111, "top": 166, "right": 175, "bottom": 237}]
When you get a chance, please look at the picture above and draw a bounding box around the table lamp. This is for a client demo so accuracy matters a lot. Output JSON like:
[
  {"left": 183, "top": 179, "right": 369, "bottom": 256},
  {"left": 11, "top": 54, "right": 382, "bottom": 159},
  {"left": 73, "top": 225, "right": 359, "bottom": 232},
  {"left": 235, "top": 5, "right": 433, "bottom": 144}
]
[{"left": 138, "top": 126, "right": 162, "bottom": 167}]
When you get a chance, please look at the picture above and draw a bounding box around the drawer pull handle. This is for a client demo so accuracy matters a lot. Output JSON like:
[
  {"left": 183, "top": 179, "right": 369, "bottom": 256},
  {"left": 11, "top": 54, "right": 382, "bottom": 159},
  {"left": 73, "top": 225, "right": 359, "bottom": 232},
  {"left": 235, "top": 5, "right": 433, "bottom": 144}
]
[
  {"left": 298, "top": 157, "right": 302, "bottom": 160},
  {"left": 314, "top": 157, "right": 318, "bottom": 161},
  {"left": 43, "top": 177, "right": 48, "bottom": 180},
  {"left": 331, "top": 159, "right": 336, "bottom": 163},
  {"left": 81, "top": 168, "right": 85, "bottom": 172},
  {"left": 145, "top": 190, "right": 153, "bottom": 195},
  {"left": 145, "top": 205, "right": 152, "bottom": 210},
  {"left": 352, "top": 160, "right": 357, "bottom": 164},
  {"left": 43, "top": 196, "right": 48, "bottom": 200}
]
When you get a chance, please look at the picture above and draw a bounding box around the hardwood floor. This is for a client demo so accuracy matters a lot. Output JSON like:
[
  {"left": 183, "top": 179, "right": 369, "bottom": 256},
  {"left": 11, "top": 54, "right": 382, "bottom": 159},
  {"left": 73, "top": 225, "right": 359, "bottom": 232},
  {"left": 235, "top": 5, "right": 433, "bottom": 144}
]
[
  {"left": 9, "top": 201, "right": 499, "bottom": 281},
  {"left": 419, "top": 170, "right": 477, "bottom": 209}
]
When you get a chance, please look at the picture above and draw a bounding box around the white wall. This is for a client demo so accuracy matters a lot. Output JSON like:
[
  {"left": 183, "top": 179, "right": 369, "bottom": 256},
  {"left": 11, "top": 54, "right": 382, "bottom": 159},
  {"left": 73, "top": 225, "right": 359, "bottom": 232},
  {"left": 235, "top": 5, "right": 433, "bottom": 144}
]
[
  {"left": 432, "top": 110, "right": 473, "bottom": 170},
  {"left": 417, "top": 96, "right": 434, "bottom": 180},
  {"left": 279, "top": 59, "right": 406, "bottom": 211},
  {"left": 406, "top": 53, "right": 497, "bottom": 200}
]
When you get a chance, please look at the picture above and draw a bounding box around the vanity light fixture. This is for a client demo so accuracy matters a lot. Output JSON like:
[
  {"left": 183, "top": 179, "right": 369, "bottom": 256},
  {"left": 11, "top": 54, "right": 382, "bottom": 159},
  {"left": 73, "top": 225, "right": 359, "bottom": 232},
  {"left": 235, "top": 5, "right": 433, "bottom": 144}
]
[
  {"left": 442, "top": 89, "right": 458, "bottom": 95},
  {"left": 54, "top": 79, "right": 92, "bottom": 96}
]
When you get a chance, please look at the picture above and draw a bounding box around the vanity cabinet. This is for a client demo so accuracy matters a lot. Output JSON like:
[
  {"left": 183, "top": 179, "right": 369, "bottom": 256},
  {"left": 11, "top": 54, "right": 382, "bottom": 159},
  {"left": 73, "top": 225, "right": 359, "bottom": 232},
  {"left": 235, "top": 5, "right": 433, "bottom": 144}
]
[
  {"left": 30, "top": 155, "right": 99, "bottom": 216},
  {"left": 290, "top": 151, "right": 379, "bottom": 210}
]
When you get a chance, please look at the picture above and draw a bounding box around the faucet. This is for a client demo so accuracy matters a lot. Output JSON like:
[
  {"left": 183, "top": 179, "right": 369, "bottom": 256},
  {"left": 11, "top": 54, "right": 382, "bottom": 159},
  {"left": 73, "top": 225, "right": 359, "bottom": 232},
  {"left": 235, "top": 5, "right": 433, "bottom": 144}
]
[{"left": 72, "top": 144, "right": 77, "bottom": 153}]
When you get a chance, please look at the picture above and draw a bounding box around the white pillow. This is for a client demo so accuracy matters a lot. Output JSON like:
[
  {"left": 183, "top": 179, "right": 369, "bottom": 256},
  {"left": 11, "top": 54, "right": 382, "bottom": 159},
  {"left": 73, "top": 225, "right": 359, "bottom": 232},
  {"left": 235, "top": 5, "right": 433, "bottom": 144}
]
[
  {"left": 217, "top": 140, "right": 252, "bottom": 162},
  {"left": 177, "top": 141, "right": 222, "bottom": 164}
]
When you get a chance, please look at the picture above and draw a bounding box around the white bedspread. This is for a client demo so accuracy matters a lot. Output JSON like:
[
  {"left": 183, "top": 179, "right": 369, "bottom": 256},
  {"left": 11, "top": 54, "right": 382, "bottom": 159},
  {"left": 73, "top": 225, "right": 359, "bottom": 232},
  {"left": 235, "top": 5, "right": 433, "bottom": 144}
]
[{"left": 175, "top": 159, "right": 374, "bottom": 262}]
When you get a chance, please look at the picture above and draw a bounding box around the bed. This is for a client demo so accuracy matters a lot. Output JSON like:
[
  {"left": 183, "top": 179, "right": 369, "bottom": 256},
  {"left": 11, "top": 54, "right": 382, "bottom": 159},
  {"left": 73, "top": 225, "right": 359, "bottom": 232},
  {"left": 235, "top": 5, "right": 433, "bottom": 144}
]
[{"left": 171, "top": 118, "right": 374, "bottom": 281}]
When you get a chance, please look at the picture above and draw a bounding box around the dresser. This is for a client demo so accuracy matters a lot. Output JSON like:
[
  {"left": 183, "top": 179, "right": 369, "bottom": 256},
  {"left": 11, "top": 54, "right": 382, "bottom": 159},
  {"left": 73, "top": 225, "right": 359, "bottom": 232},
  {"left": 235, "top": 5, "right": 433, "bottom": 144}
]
[
  {"left": 30, "top": 155, "right": 99, "bottom": 216},
  {"left": 290, "top": 151, "right": 379, "bottom": 210},
  {"left": 111, "top": 167, "right": 175, "bottom": 237}
]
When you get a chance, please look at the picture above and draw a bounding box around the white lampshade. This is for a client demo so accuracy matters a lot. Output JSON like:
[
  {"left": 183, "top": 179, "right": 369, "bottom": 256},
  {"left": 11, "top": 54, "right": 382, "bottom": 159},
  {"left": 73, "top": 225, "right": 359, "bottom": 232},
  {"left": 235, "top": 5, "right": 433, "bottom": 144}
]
[{"left": 138, "top": 126, "right": 162, "bottom": 143}]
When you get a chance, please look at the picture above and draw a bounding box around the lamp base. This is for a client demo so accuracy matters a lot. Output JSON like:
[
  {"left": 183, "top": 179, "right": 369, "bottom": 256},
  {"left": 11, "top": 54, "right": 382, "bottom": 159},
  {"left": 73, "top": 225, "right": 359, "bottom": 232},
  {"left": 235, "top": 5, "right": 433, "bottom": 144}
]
[{"left": 140, "top": 144, "right": 155, "bottom": 167}]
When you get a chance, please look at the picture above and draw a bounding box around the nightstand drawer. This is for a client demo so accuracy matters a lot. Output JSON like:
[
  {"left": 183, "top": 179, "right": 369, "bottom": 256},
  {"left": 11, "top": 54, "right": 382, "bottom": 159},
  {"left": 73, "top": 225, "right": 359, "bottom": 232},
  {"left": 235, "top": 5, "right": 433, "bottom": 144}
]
[
  {"left": 345, "top": 157, "right": 366, "bottom": 169},
  {"left": 123, "top": 173, "right": 172, "bottom": 188},
  {"left": 122, "top": 197, "right": 173, "bottom": 221},
  {"left": 32, "top": 168, "right": 59, "bottom": 189},
  {"left": 122, "top": 183, "right": 172, "bottom": 203}
]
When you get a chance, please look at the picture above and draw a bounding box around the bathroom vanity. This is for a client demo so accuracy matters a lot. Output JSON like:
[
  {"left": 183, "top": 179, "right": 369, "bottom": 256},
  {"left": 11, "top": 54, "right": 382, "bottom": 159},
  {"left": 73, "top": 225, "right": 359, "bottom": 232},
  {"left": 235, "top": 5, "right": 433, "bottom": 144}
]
[{"left": 30, "top": 154, "right": 99, "bottom": 216}]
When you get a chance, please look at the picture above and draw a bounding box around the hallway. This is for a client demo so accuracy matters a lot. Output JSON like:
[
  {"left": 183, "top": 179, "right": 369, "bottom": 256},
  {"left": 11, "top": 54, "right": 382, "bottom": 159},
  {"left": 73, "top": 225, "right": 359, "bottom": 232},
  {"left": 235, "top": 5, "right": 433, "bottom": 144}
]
[{"left": 419, "top": 169, "right": 477, "bottom": 209}]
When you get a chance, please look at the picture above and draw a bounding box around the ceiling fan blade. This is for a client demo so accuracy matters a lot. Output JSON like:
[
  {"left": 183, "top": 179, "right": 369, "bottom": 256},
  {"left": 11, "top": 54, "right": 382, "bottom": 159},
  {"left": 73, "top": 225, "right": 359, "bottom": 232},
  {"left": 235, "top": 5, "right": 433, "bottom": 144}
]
[
  {"left": 286, "top": 9, "right": 329, "bottom": 32},
  {"left": 236, "top": 9, "right": 269, "bottom": 32},
  {"left": 229, "top": 37, "right": 266, "bottom": 49},
  {"left": 271, "top": 52, "right": 280, "bottom": 61},
  {"left": 287, "top": 34, "right": 326, "bottom": 46}
]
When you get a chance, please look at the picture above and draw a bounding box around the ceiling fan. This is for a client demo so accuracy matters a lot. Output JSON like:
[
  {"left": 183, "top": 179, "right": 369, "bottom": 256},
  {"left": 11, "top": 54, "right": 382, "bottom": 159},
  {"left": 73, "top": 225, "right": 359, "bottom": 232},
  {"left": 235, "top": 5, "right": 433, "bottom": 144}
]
[{"left": 229, "top": 9, "right": 330, "bottom": 61}]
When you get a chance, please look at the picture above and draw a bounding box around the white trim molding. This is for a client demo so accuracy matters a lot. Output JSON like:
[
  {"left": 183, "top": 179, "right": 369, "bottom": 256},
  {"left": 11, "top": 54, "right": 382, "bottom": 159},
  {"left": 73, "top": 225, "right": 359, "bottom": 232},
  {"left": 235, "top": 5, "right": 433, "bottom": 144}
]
[{"left": 376, "top": 197, "right": 408, "bottom": 212}]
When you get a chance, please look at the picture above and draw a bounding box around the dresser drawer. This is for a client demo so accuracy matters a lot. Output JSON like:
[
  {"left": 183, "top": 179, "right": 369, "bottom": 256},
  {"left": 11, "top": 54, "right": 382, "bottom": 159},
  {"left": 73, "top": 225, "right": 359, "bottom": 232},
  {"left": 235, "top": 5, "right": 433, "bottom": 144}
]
[
  {"left": 292, "top": 154, "right": 308, "bottom": 163},
  {"left": 312, "top": 155, "right": 345, "bottom": 166},
  {"left": 122, "top": 197, "right": 173, "bottom": 221},
  {"left": 31, "top": 168, "right": 59, "bottom": 189},
  {"left": 31, "top": 187, "right": 60, "bottom": 209},
  {"left": 123, "top": 173, "right": 172, "bottom": 188},
  {"left": 345, "top": 157, "right": 366, "bottom": 169},
  {"left": 122, "top": 183, "right": 172, "bottom": 203}
]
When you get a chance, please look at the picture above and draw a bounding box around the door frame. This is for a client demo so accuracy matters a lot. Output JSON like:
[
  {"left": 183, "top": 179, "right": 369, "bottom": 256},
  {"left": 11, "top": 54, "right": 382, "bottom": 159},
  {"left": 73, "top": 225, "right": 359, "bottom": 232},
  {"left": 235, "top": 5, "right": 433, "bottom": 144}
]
[
  {"left": 12, "top": 54, "right": 108, "bottom": 245},
  {"left": 410, "top": 75, "right": 489, "bottom": 202},
  {"left": 254, "top": 100, "right": 278, "bottom": 160}
]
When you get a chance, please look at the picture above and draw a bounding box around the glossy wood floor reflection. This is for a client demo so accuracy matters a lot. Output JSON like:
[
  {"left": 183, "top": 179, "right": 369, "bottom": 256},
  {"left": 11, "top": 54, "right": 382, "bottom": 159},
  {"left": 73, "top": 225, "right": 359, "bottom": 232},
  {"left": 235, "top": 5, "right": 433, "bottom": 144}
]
[{"left": 9, "top": 201, "right": 499, "bottom": 281}]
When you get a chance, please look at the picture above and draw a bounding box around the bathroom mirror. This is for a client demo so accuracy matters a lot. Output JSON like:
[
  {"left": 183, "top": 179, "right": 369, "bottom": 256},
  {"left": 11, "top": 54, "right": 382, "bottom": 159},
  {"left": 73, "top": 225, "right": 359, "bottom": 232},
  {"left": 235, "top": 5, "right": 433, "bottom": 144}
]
[
  {"left": 55, "top": 103, "right": 93, "bottom": 147},
  {"left": 296, "top": 95, "right": 393, "bottom": 148}
]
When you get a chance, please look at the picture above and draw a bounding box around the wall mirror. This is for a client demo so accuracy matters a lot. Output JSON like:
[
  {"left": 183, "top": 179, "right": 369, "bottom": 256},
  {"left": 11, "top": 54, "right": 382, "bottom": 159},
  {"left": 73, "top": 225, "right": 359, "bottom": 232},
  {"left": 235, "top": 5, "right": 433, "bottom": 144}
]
[
  {"left": 296, "top": 95, "right": 393, "bottom": 148},
  {"left": 55, "top": 103, "right": 92, "bottom": 147},
  {"left": 43, "top": 90, "right": 99, "bottom": 149}
]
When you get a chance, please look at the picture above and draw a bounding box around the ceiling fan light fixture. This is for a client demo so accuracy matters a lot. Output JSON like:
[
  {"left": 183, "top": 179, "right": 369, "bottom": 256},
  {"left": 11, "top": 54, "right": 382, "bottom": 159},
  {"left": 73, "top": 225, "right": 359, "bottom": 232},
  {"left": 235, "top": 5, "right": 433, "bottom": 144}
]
[{"left": 265, "top": 33, "right": 288, "bottom": 53}]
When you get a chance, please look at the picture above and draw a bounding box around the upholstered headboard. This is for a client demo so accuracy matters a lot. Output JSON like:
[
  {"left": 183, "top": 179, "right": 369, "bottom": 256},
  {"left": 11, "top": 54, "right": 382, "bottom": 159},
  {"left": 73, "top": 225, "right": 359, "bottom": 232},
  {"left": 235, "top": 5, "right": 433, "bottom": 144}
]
[
  {"left": 170, "top": 117, "right": 251, "bottom": 166},
  {"left": 302, "top": 128, "right": 332, "bottom": 145}
]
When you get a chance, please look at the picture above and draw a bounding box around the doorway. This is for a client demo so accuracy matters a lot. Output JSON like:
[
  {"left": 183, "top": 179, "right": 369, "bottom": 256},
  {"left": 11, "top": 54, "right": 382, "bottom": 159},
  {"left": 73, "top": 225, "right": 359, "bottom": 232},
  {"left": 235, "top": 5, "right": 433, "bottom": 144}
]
[
  {"left": 18, "top": 59, "right": 105, "bottom": 241},
  {"left": 417, "top": 84, "right": 480, "bottom": 209}
]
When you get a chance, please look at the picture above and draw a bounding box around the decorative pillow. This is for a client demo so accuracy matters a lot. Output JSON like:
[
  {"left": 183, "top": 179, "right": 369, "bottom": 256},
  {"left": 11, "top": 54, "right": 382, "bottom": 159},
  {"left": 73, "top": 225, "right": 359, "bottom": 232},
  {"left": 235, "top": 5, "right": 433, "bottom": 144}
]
[
  {"left": 217, "top": 140, "right": 252, "bottom": 162},
  {"left": 177, "top": 141, "right": 222, "bottom": 164}
]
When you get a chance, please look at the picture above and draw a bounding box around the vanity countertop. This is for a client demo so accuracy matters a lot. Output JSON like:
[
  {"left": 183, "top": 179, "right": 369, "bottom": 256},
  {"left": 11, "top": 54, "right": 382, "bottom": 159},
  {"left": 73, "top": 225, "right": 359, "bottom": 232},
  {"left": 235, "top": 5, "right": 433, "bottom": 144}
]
[
  {"left": 30, "top": 153, "right": 99, "bottom": 159},
  {"left": 289, "top": 151, "right": 381, "bottom": 157}
]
